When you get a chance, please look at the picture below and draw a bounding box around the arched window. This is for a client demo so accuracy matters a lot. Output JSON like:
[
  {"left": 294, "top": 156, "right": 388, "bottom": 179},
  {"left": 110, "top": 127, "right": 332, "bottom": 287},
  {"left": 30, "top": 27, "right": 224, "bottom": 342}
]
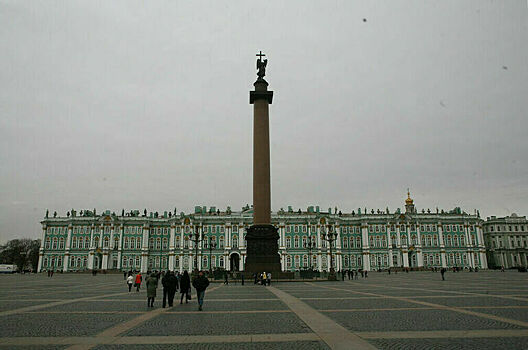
[
  {"left": 454, "top": 236, "right": 459, "bottom": 246},
  {"left": 124, "top": 237, "right": 129, "bottom": 249},
  {"left": 156, "top": 238, "right": 161, "bottom": 250},
  {"left": 94, "top": 236, "right": 99, "bottom": 248},
  {"left": 135, "top": 256, "right": 140, "bottom": 267},
  {"left": 202, "top": 256, "right": 208, "bottom": 268},
  {"left": 369, "top": 236, "right": 374, "bottom": 247},
  {"left": 382, "top": 236, "right": 387, "bottom": 248},
  {"left": 294, "top": 255, "right": 300, "bottom": 268},
  {"left": 175, "top": 236, "right": 180, "bottom": 248},
  {"left": 149, "top": 238, "right": 154, "bottom": 249},
  {"left": 103, "top": 236, "right": 109, "bottom": 248},
  {"left": 162, "top": 238, "right": 168, "bottom": 250},
  {"left": 72, "top": 237, "right": 77, "bottom": 249},
  {"left": 286, "top": 237, "right": 291, "bottom": 248},
  {"left": 401, "top": 235, "right": 407, "bottom": 245},
  {"left": 219, "top": 236, "right": 224, "bottom": 249},
  {"left": 122, "top": 256, "right": 127, "bottom": 267},
  {"left": 232, "top": 235, "right": 238, "bottom": 248},
  {"left": 461, "top": 235, "right": 465, "bottom": 246},
  {"left": 184, "top": 237, "right": 189, "bottom": 248},
  {"left": 52, "top": 237, "right": 58, "bottom": 249},
  {"left": 411, "top": 235, "right": 417, "bottom": 246},
  {"left": 303, "top": 255, "right": 308, "bottom": 267},
  {"left": 45, "top": 237, "right": 51, "bottom": 249},
  {"left": 375, "top": 236, "right": 381, "bottom": 248},
  {"left": 303, "top": 236, "right": 308, "bottom": 248},
  {"left": 294, "top": 236, "right": 300, "bottom": 248},
  {"left": 136, "top": 238, "right": 141, "bottom": 249},
  {"left": 356, "top": 237, "right": 361, "bottom": 248},
  {"left": 447, "top": 235, "right": 452, "bottom": 246},
  {"left": 114, "top": 236, "right": 119, "bottom": 249},
  {"left": 85, "top": 237, "right": 90, "bottom": 249},
  {"left": 286, "top": 255, "right": 292, "bottom": 268},
  {"left": 343, "top": 237, "right": 348, "bottom": 248},
  {"left": 219, "top": 256, "right": 224, "bottom": 268},
  {"left": 77, "top": 257, "right": 82, "bottom": 267},
  {"left": 344, "top": 255, "right": 349, "bottom": 267}
]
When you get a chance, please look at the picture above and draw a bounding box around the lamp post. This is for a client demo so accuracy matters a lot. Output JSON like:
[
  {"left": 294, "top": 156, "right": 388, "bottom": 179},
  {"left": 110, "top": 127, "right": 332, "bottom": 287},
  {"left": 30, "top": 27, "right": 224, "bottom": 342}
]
[
  {"left": 191, "top": 224, "right": 204, "bottom": 272},
  {"left": 321, "top": 222, "right": 338, "bottom": 280},
  {"left": 207, "top": 236, "right": 217, "bottom": 274}
]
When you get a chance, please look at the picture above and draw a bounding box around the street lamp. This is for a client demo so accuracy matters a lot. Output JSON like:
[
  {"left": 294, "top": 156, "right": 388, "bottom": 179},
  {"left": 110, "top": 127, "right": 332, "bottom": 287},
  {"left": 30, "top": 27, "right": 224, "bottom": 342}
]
[
  {"left": 320, "top": 221, "right": 338, "bottom": 280},
  {"left": 191, "top": 224, "right": 204, "bottom": 272},
  {"left": 206, "top": 236, "right": 217, "bottom": 274}
]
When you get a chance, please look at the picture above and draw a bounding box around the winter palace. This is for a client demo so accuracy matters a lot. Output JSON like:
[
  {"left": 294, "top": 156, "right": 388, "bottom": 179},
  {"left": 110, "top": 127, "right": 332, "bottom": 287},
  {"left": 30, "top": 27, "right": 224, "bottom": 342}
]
[{"left": 38, "top": 193, "right": 488, "bottom": 273}]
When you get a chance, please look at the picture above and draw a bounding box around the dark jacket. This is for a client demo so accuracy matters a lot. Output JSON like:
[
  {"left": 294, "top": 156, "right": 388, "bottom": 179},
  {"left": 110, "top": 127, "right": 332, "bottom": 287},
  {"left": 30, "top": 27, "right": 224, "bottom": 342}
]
[
  {"left": 146, "top": 274, "right": 158, "bottom": 298},
  {"left": 192, "top": 274, "right": 210, "bottom": 292},
  {"left": 180, "top": 271, "right": 191, "bottom": 293},
  {"left": 163, "top": 273, "right": 179, "bottom": 291}
]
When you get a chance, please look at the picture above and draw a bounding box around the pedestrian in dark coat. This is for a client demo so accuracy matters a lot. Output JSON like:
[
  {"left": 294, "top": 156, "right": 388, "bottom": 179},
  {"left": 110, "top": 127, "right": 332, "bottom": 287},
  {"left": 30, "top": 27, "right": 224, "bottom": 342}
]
[
  {"left": 162, "top": 270, "right": 179, "bottom": 308},
  {"left": 166, "top": 271, "right": 178, "bottom": 307},
  {"left": 192, "top": 270, "right": 210, "bottom": 311},
  {"left": 146, "top": 273, "right": 158, "bottom": 307},
  {"left": 179, "top": 270, "right": 191, "bottom": 304},
  {"left": 440, "top": 268, "right": 446, "bottom": 281}
]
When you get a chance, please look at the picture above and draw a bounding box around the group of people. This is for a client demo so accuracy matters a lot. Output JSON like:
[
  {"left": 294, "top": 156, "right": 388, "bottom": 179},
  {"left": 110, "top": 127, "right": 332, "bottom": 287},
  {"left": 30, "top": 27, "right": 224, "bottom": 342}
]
[
  {"left": 253, "top": 272, "right": 271, "bottom": 285},
  {"left": 125, "top": 270, "right": 210, "bottom": 310},
  {"left": 340, "top": 269, "right": 367, "bottom": 280}
]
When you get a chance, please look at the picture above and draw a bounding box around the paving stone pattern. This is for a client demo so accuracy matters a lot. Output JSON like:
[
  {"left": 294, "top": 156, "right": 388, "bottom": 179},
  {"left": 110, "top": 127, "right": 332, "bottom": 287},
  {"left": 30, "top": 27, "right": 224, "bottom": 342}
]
[{"left": 0, "top": 271, "right": 527, "bottom": 349}]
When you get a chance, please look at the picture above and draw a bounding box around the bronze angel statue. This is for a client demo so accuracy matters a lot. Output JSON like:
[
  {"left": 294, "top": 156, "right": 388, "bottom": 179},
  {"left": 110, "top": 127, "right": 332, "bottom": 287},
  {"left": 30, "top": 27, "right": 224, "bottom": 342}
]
[{"left": 257, "top": 57, "right": 267, "bottom": 79}]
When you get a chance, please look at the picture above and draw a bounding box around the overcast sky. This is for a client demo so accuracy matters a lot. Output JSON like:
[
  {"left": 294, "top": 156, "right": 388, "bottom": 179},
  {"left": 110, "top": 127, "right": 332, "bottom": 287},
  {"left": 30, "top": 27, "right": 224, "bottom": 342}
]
[{"left": 1, "top": 1, "right": 527, "bottom": 243}]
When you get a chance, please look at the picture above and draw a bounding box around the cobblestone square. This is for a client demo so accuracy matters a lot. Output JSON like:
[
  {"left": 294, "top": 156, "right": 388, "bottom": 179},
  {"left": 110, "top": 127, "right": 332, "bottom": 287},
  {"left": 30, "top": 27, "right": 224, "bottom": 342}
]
[{"left": 0, "top": 271, "right": 527, "bottom": 349}]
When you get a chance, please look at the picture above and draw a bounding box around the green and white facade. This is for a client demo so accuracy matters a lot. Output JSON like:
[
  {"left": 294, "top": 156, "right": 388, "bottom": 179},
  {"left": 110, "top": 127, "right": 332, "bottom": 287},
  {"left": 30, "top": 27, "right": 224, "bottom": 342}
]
[
  {"left": 483, "top": 213, "right": 528, "bottom": 268},
  {"left": 38, "top": 194, "right": 488, "bottom": 273}
]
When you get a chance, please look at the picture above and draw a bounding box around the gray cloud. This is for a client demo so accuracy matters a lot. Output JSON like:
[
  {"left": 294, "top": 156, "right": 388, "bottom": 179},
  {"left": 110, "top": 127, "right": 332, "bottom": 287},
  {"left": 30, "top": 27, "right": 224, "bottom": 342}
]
[{"left": 1, "top": 0, "right": 527, "bottom": 242}]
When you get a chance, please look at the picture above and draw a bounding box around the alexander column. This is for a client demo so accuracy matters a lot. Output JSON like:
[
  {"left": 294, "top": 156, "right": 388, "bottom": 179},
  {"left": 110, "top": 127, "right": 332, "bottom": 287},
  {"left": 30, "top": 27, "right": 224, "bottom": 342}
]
[{"left": 245, "top": 51, "right": 281, "bottom": 274}]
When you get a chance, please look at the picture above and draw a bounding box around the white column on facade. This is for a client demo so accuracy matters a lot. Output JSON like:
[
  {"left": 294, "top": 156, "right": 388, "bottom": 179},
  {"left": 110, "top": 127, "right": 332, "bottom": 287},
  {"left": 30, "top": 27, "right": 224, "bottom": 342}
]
[
  {"left": 37, "top": 225, "right": 46, "bottom": 272},
  {"left": 168, "top": 225, "right": 175, "bottom": 271},
  {"left": 279, "top": 224, "right": 285, "bottom": 249},
  {"left": 477, "top": 224, "right": 488, "bottom": 268},
  {"left": 87, "top": 224, "right": 94, "bottom": 270},
  {"left": 416, "top": 224, "right": 424, "bottom": 267},
  {"left": 361, "top": 223, "right": 371, "bottom": 271},
  {"left": 117, "top": 225, "right": 123, "bottom": 269},
  {"left": 225, "top": 224, "right": 231, "bottom": 249},
  {"left": 63, "top": 225, "right": 73, "bottom": 272},
  {"left": 464, "top": 223, "right": 474, "bottom": 268},
  {"left": 438, "top": 223, "right": 447, "bottom": 268},
  {"left": 141, "top": 225, "right": 149, "bottom": 273},
  {"left": 387, "top": 225, "right": 393, "bottom": 268},
  {"left": 395, "top": 224, "right": 401, "bottom": 267}
]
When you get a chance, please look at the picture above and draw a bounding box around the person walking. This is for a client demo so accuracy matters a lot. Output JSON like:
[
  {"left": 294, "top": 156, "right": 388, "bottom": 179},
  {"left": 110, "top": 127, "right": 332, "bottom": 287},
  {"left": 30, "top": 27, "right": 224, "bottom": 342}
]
[
  {"left": 223, "top": 271, "right": 229, "bottom": 285},
  {"left": 162, "top": 270, "right": 170, "bottom": 308},
  {"left": 241, "top": 273, "right": 245, "bottom": 286},
  {"left": 253, "top": 273, "right": 258, "bottom": 285},
  {"left": 267, "top": 272, "right": 271, "bottom": 286},
  {"left": 135, "top": 272, "right": 143, "bottom": 292},
  {"left": 192, "top": 270, "right": 210, "bottom": 311},
  {"left": 262, "top": 272, "right": 267, "bottom": 286},
  {"left": 146, "top": 272, "right": 158, "bottom": 307},
  {"left": 123, "top": 271, "right": 127, "bottom": 280},
  {"left": 179, "top": 270, "right": 191, "bottom": 304},
  {"left": 440, "top": 267, "right": 446, "bottom": 281},
  {"left": 166, "top": 271, "right": 178, "bottom": 307},
  {"left": 126, "top": 273, "right": 134, "bottom": 292}
]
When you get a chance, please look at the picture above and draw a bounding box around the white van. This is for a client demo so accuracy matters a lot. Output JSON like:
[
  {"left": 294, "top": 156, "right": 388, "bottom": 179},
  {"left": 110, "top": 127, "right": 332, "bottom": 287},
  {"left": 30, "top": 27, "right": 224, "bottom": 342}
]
[{"left": 0, "top": 264, "right": 16, "bottom": 274}]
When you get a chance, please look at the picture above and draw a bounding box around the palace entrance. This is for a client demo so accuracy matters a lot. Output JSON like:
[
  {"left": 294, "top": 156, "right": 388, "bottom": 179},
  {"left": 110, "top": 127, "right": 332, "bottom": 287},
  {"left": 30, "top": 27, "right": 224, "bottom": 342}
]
[{"left": 230, "top": 253, "right": 240, "bottom": 272}]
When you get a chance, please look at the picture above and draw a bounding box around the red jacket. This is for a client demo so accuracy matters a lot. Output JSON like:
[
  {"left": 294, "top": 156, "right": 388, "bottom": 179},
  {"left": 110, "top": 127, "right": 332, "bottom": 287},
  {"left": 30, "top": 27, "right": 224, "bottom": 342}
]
[{"left": 135, "top": 274, "right": 142, "bottom": 284}]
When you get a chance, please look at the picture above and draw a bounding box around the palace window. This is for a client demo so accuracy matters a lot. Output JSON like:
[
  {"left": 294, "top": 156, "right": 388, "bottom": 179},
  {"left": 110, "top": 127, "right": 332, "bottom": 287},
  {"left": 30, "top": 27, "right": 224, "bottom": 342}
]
[
  {"left": 454, "top": 236, "right": 459, "bottom": 247},
  {"left": 149, "top": 238, "right": 154, "bottom": 249},
  {"left": 294, "top": 255, "right": 300, "bottom": 268},
  {"left": 232, "top": 235, "right": 238, "bottom": 248},
  {"left": 162, "top": 238, "right": 168, "bottom": 250},
  {"left": 155, "top": 238, "right": 161, "bottom": 250},
  {"left": 355, "top": 237, "right": 360, "bottom": 248},
  {"left": 286, "top": 255, "right": 292, "bottom": 268},
  {"left": 343, "top": 238, "right": 348, "bottom": 248},
  {"left": 369, "top": 236, "right": 374, "bottom": 247},
  {"left": 294, "top": 236, "right": 300, "bottom": 248},
  {"left": 286, "top": 237, "right": 291, "bottom": 248},
  {"left": 45, "top": 237, "right": 51, "bottom": 249},
  {"left": 382, "top": 236, "right": 387, "bottom": 248},
  {"left": 72, "top": 237, "right": 77, "bottom": 249},
  {"left": 114, "top": 236, "right": 119, "bottom": 249},
  {"left": 103, "top": 237, "right": 109, "bottom": 248},
  {"left": 219, "top": 256, "right": 224, "bottom": 268},
  {"left": 391, "top": 235, "right": 397, "bottom": 246},
  {"left": 411, "top": 235, "right": 417, "bottom": 246},
  {"left": 175, "top": 236, "right": 180, "bottom": 248},
  {"left": 375, "top": 236, "right": 380, "bottom": 248},
  {"left": 135, "top": 256, "right": 140, "bottom": 267},
  {"left": 303, "top": 255, "right": 308, "bottom": 267},
  {"left": 219, "top": 236, "right": 224, "bottom": 249},
  {"left": 124, "top": 237, "right": 129, "bottom": 249}
]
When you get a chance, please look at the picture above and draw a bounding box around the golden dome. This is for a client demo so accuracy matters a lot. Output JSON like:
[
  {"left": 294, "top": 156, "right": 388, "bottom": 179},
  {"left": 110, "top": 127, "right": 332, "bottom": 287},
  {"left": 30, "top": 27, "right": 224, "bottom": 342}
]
[{"left": 405, "top": 189, "right": 414, "bottom": 205}]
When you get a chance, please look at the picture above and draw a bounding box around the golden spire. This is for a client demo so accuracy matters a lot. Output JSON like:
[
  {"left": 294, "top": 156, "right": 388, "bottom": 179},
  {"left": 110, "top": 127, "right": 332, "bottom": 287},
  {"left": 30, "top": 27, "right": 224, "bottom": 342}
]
[{"left": 405, "top": 188, "right": 414, "bottom": 205}]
